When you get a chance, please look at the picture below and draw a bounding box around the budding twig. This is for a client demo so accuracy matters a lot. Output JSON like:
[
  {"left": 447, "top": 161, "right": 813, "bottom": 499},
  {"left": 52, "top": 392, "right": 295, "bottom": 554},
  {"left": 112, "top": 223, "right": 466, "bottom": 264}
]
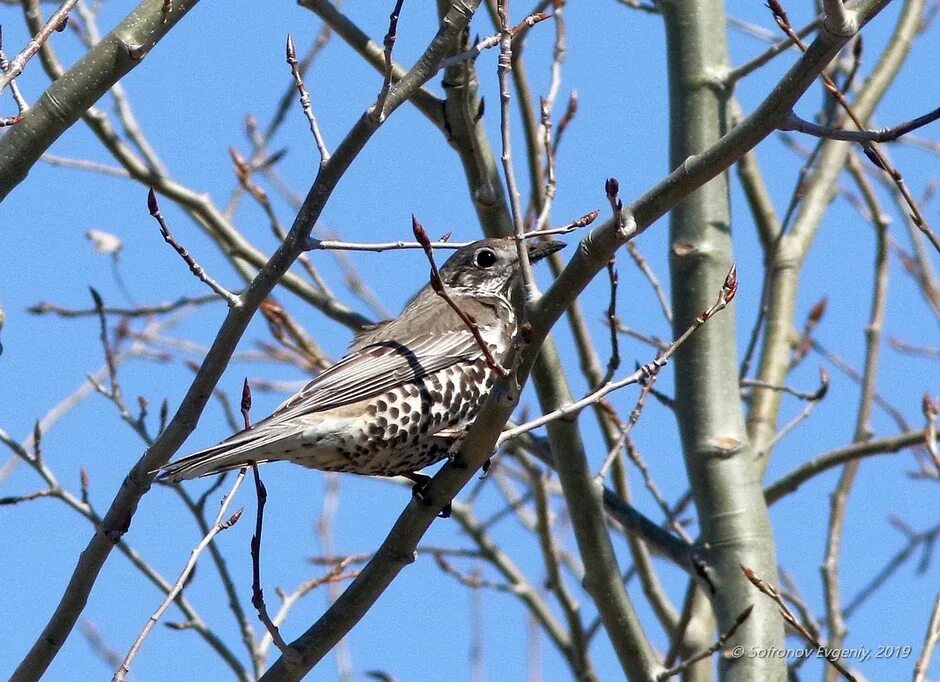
[
  {"left": 251, "top": 463, "right": 301, "bottom": 665},
  {"left": 114, "top": 472, "right": 245, "bottom": 682},
  {"left": 740, "top": 564, "right": 858, "bottom": 681},
  {"left": 286, "top": 34, "right": 330, "bottom": 163},
  {"left": 766, "top": 0, "right": 940, "bottom": 254},
  {"left": 372, "top": 0, "right": 405, "bottom": 122},
  {"left": 657, "top": 605, "right": 753, "bottom": 680},
  {"left": 522, "top": 209, "right": 598, "bottom": 239},
  {"left": 497, "top": 0, "right": 538, "bottom": 306},
  {"left": 501, "top": 265, "right": 737, "bottom": 443},
  {"left": 412, "top": 216, "right": 508, "bottom": 377},
  {"left": 0, "top": 0, "right": 80, "bottom": 95},
  {"left": 439, "top": 11, "right": 551, "bottom": 68},
  {"left": 147, "top": 189, "right": 240, "bottom": 307}
]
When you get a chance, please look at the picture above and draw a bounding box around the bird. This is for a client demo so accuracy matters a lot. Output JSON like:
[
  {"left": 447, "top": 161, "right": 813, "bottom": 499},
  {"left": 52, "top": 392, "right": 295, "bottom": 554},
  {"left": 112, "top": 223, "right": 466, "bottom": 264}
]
[{"left": 160, "top": 237, "right": 565, "bottom": 495}]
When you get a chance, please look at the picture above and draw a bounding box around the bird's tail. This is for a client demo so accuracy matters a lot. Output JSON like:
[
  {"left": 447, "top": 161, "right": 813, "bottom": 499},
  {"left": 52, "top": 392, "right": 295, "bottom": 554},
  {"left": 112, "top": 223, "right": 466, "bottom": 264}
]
[{"left": 159, "top": 427, "right": 280, "bottom": 482}]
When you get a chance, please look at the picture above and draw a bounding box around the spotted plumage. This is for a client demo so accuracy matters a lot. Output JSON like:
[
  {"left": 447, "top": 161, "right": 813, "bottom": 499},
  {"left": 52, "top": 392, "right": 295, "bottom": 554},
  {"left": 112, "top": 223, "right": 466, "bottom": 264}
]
[{"left": 160, "top": 237, "right": 564, "bottom": 483}]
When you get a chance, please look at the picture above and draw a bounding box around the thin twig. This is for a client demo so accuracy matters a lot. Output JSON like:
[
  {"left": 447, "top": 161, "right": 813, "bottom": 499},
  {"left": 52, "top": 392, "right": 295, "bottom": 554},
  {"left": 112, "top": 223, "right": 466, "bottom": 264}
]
[
  {"left": 598, "top": 258, "right": 620, "bottom": 387},
  {"left": 914, "top": 591, "right": 940, "bottom": 682},
  {"left": 439, "top": 10, "right": 551, "bottom": 68},
  {"left": 767, "top": 0, "right": 940, "bottom": 254},
  {"left": 820, "top": 130, "right": 891, "bottom": 670},
  {"left": 371, "top": 0, "right": 405, "bottom": 122},
  {"left": 28, "top": 294, "right": 220, "bottom": 318},
  {"left": 286, "top": 35, "right": 330, "bottom": 163},
  {"left": 113, "top": 472, "right": 245, "bottom": 682},
  {"left": 250, "top": 463, "right": 302, "bottom": 665},
  {"left": 741, "top": 565, "right": 857, "bottom": 681},
  {"left": 0, "top": 0, "right": 80, "bottom": 93},
  {"left": 520, "top": 458, "right": 593, "bottom": 677},
  {"left": 257, "top": 563, "right": 359, "bottom": 659},
  {"left": 780, "top": 107, "right": 940, "bottom": 143},
  {"left": 764, "top": 428, "right": 927, "bottom": 503},
  {"left": 625, "top": 241, "right": 672, "bottom": 323},
  {"left": 412, "top": 216, "right": 508, "bottom": 376},
  {"left": 843, "top": 519, "right": 940, "bottom": 619},
  {"left": 147, "top": 189, "right": 240, "bottom": 306},
  {"left": 0, "top": 27, "right": 29, "bottom": 114},
  {"left": 501, "top": 265, "right": 737, "bottom": 443},
  {"left": 497, "top": 0, "right": 538, "bottom": 306},
  {"left": 524, "top": 209, "right": 598, "bottom": 239},
  {"left": 725, "top": 13, "right": 824, "bottom": 84},
  {"left": 753, "top": 369, "right": 830, "bottom": 458},
  {"left": 657, "top": 605, "right": 753, "bottom": 680}
]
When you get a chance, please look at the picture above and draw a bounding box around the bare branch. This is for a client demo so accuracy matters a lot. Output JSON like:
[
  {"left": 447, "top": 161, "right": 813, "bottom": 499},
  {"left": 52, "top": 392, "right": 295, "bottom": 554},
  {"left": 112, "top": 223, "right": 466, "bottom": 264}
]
[
  {"left": 740, "top": 564, "right": 857, "bottom": 681},
  {"left": 28, "top": 294, "right": 219, "bottom": 318},
  {"left": 914, "top": 591, "right": 940, "bottom": 682},
  {"left": 0, "top": 0, "right": 79, "bottom": 93},
  {"left": 412, "top": 216, "right": 508, "bottom": 376},
  {"left": 657, "top": 605, "right": 753, "bottom": 680},
  {"left": 780, "top": 107, "right": 940, "bottom": 143},
  {"left": 250, "top": 463, "right": 302, "bottom": 667},
  {"left": 501, "top": 265, "right": 736, "bottom": 443},
  {"left": 286, "top": 34, "right": 330, "bottom": 163},
  {"left": 147, "top": 189, "right": 240, "bottom": 306},
  {"left": 764, "top": 429, "right": 927, "bottom": 503},
  {"left": 497, "top": 0, "right": 538, "bottom": 306},
  {"left": 371, "top": 0, "right": 406, "bottom": 122},
  {"left": 114, "top": 473, "right": 245, "bottom": 681}
]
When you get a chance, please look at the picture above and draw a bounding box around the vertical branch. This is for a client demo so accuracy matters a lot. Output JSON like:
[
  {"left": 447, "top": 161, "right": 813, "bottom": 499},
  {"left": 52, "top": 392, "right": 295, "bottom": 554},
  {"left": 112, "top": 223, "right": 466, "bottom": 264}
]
[
  {"left": 521, "top": 459, "right": 594, "bottom": 679},
  {"left": 0, "top": 28, "right": 29, "bottom": 118},
  {"left": 286, "top": 35, "right": 330, "bottom": 164},
  {"left": 316, "top": 473, "right": 354, "bottom": 681},
  {"left": 250, "top": 463, "right": 301, "bottom": 667},
  {"left": 659, "top": 0, "right": 785, "bottom": 678},
  {"left": 532, "top": 1, "right": 566, "bottom": 233},
  {"left": 496, "top": 0, "right": 538, "bottom": 305},
  {"left": 820, "top": 162, "right": 890, "bottom": 677},
  {"left": 746, "top": 0, "right": 925, "bottom": 465},
  {"left": 372, "top": 0, "right": 406, "bottom": 121}
]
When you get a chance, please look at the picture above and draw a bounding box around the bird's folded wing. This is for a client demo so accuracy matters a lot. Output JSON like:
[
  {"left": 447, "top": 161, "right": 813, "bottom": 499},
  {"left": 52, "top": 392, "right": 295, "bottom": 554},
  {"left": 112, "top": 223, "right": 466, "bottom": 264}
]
[{"left": 270, "top": 331, "right": 483, "bottom": 421}]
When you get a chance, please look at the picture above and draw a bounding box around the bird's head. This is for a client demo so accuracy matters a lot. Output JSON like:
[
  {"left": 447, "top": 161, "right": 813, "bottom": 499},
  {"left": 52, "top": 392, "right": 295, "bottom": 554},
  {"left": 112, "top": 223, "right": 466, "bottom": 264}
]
[{"left": 437, "top": 237, "right": 566, "bottom": 297}]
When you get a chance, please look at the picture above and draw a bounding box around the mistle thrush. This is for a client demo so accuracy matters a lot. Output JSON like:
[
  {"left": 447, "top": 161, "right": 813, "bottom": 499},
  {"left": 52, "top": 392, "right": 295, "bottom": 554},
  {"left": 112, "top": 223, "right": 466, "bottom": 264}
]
[{"left": 160, "top": 237, "right": 564, "bottom": 484}]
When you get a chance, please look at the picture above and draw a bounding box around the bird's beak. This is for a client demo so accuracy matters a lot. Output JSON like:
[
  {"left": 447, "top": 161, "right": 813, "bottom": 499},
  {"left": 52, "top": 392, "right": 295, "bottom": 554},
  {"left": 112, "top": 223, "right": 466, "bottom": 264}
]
[{"left": 526, "top": 240, "right": 566, "bottom": 263}]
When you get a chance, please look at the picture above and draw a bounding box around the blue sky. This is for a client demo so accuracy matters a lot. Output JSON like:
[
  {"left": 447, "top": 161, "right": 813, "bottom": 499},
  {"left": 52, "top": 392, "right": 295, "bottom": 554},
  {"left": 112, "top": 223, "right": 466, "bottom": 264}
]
[{"left": 1, "top": 1, "right": 938, "bottom": 680}]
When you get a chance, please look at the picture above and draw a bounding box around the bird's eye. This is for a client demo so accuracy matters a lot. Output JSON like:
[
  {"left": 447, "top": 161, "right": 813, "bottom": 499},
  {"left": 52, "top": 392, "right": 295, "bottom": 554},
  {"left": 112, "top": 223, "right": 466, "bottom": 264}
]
[{"left": 475, "top": 248, "right": 497, "bottom": 268}]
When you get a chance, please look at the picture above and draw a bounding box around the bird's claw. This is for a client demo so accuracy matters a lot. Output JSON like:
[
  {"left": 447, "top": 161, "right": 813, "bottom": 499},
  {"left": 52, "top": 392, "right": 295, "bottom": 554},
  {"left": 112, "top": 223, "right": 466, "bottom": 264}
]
[{"left": 407, "top": 472, "right": 451, "bottom": 518}]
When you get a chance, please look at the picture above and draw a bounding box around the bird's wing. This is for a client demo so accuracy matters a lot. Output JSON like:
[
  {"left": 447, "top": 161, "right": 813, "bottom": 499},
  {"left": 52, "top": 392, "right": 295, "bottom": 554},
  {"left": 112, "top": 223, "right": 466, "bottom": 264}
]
[{"left": 269, "top": 331, "right": 483, "bottom": 421}]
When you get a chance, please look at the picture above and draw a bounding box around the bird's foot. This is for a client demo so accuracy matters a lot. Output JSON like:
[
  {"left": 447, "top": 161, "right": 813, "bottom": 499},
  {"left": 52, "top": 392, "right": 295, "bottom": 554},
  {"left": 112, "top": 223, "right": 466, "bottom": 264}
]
[
  {"left": 442, "top": 432, "right": 467, "bottom": 468},
  {"left": 404, "top": 472, "right": 451, "bottom": 518}
]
